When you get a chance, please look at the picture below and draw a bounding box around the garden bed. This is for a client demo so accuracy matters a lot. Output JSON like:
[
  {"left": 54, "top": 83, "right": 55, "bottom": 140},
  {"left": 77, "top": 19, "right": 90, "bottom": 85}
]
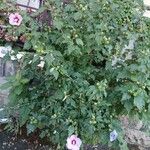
[
  {"left": 0, "top": 124, "right": 111, "bottom": 150},
  {"left": 0, "top": 124, "right": 140, "bottom": 150},
  {"left": 0, "top": 124, "right": 51, "bottom": 150},
  {"left": 1, "top": 0, "right": 150, "bottom": 150}
]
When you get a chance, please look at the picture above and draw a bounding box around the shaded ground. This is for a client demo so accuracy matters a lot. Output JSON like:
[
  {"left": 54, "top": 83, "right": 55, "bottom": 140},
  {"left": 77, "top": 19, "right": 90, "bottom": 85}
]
[
  {"left": 0, "top": 124, "right": 139, "bottom": 150},
  {"left": 0, "top": 124, "right": 53, "bottom": 150},
  {"left": 0, "top": 125, "right": 109, "bottom": 150},
  {"left": 0, "top": 128, "right": 50, "bottom": 150},
  {"left": 0, "top": 131, "right": 110, "bottom": 150}
]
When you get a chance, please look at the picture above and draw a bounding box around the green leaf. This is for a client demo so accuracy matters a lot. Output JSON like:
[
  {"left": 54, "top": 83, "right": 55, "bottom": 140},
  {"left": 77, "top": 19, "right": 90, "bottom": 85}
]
[
  {"left": 21, "top": 78, "right": 29, "bottom": 84},
  {"left": 20, "top": 106, "right": 31, "bottom": 126},
  {"left": 121, "top": 93, "right": 131, "bottom": 101},
  {"left": 124, "top": 100, "right": 133, "bottom": 113},
  {"left": 53, "top": 19, "right": 63, "bottom": 30},
  {"left": 27, "top": 124, "right": 36, "bottom": 135},
  {"left": 40, "top": 130, "right": 48, "bottom": 138},
  {"left": 50, "top": 68, "right": 59, "bottom": 80},
  {"left": 16, "top": 72, "right": 21, "bottom": 81},
  {"left": 76, "top": 38, "right": 84, "bottom": 46},
  {"left": 134, "top": 94, "right": 145, "bottom": 111},
  {"left": 68, "top": 126, "right": 75, "bottom": 136},
  {"left": 14, "top": 86, "right": 23, "bottom": 95},
  {"left": 23, "top": 41, "right": 32, "bottom": 50},
  {"left": 0, "top": 82, "right": 11, "bottom": 90},
  {"left": 74, "top": 12, "right": 82, "bottom": 20}
]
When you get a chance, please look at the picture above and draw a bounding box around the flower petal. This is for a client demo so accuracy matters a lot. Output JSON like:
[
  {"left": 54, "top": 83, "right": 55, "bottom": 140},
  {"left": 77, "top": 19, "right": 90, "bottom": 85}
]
[{"left": 110, "top": 130, "right": 118, "bottom": 142}]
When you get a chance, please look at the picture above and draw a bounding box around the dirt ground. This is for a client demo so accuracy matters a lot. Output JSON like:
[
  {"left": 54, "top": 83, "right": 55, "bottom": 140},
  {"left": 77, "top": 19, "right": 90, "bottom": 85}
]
[
  {"left": 0, "top": 129, "right": 50, "bottom": 150},
  {"left": 0, "top": 128, "right": 110, "bottom": 150},
  {"left": 0, "top": 131, "right": 110, "bottom": 150},
  {"left": 0, "top": 124, "right": 139, "bottom": 150}
]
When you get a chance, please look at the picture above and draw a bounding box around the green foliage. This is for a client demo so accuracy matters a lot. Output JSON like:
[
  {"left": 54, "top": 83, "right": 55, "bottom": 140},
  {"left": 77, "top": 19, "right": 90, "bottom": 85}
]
[{"left": 1, "top": 0, "right": 150, "bottom": 149}]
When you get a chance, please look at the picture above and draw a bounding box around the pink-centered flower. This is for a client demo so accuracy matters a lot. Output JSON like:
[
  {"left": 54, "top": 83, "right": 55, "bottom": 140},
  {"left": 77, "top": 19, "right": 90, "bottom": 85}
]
[
  {"left": 9, "top": 13, "right": 23, "bottom": 26},
  {"left": 66, "top": 135, "right": 82, "bottom": 150}
]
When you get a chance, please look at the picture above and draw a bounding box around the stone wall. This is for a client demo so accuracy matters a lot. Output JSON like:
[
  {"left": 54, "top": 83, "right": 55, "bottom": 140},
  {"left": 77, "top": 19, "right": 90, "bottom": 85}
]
[
  {"left": 0, "top": 58, "right": 16, "bottom": 107},
  {"left": 121, "top": 116, "right": 150, "bottom": 150},
  {"left": 0, "top": 58, "right": 16, "bottom": 77},
  {"left": 0, "top": 77, "right": 9, "bottom": 106}
]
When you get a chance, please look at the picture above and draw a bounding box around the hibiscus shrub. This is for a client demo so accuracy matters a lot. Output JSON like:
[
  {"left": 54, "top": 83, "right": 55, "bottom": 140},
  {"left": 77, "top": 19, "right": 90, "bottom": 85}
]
[{"left": 1, "top": 0, "right": 150, "bottom": 149}]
